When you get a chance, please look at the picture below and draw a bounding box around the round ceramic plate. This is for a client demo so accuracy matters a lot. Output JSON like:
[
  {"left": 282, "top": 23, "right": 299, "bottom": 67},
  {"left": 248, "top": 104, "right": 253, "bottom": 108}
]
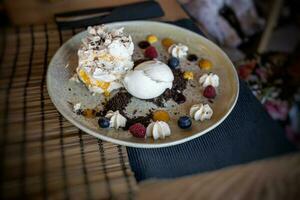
[{"left": 47, "top": 21, "right": 239, "bottom": 148}]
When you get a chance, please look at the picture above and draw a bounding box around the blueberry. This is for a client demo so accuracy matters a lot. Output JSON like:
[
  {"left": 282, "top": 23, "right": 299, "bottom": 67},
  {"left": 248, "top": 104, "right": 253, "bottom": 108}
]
[
  {"left": 98, "top": 117, "right": 110, "bottom": 128},
  {"left": 178, "top": 116, "right": 192, "bottom": 129},
  {"left": 168, "top": 57, "right": 179, "bottom": 69}
]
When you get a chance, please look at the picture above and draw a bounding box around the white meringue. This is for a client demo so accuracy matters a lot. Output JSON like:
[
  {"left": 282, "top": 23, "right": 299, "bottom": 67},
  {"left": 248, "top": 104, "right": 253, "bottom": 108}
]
[
  {"left": 199, "top": 73, "right": 219, "bottom": 88},
  {"left": 77, "top": 25, "right": 134, "bottom": 95},
  {"left": 168, "top": 43, "right": 188, "bottom": 59},
  {"left": 146, "top": 121, "right": 171, "bottom": 140},
  {"left": 123, "top": 60, "right": 174, "bottom": 99},
  {"left": 190, "top": 104, "right": 213, "bottom": 121},
  {"left": 105, "top": 110, "right": 127, "bottom": 129}
]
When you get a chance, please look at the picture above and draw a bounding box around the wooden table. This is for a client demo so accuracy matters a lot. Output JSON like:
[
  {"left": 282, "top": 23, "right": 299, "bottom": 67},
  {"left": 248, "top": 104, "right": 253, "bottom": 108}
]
[{"left": 137, "top": 153, "right": 300, "bottom": 200}]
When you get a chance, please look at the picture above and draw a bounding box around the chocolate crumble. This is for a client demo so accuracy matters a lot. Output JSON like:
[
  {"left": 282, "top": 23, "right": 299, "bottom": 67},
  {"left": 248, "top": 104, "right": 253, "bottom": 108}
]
[
  {"left": 95, "top": 67, "right": 187, "bottom": 128},
  {"left": 172, "top": 69, "right": 187, "bottom": 92},
  {"left": 147, "top": 69, "right": 188, "bottom": 106},
  {"left": 100, "top": 90, "right": 132, "bottom": 116}
]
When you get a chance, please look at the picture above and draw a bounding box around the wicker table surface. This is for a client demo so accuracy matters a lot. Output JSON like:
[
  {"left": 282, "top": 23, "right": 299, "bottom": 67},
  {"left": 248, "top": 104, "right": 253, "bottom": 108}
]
[{"left": 0, "top": 24, "right": 137, "bottom": 199}]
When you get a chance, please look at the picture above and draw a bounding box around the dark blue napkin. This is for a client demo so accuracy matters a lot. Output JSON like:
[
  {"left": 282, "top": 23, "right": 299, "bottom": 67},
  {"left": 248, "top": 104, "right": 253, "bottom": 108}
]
[
  {"left": 55, "top": 1, "right": 164, "bottom": 29},
  {"left": 126, "top": 19, "right": 297, "bottom": 182}
]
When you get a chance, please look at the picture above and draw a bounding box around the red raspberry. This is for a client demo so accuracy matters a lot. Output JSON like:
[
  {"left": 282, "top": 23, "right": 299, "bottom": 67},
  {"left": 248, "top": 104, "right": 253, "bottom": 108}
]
[
  {"left": 129, "top": 123, "right": 146, "bottom": 138},
  {"left": 144, "top": 46, "right": 158, "bottom": 59},
  {"left": 203, "top": 85, "right": 216, "bottom": 98}
]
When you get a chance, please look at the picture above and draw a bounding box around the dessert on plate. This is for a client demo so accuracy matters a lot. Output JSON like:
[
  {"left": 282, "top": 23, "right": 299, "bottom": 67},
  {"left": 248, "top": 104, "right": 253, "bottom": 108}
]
[
  {"left": 71, "top": 25, "right": 220, "bottom": 140},
  {"left": 77, "top": 25, "right": 134, "bottom": 96}
]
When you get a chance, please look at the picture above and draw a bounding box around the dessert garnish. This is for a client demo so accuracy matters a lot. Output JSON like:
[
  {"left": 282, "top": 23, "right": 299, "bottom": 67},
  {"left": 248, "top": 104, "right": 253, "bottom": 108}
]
[
  {"left": 98, "top": 117, "right": 110, "bottom": 128},
  {"left": 123, "top": 60, "right": 174, "bottom": 99},
  {"left": 129, "top": 123, "right": 146, "bottom": 138},
  {"left": 187, "top": 54, "right": 198, "bottom": 62},
  {"left": 172, "top": 69, "right": 187, "bottom": 91},
  {"left": 203, "top": 85, "right": 216, "bottom": 99},
  {"left": 173, "top": 93, "right": 186, "bottom": 104},
  {"left": 144, "top": 46, "right": 158, "bottom": 59},
  {"left": 168, "top": 43, "right": 188, "bottom": 59},
  {"left": 73, "top": 103, "right": 82, "bottom": 114},
  {"left": 152, "top": 110, "right": 170, "bottom": 122},
  {"left": 105, "top": 110, "right": 127, "bottom": 129},
  {"left": 146, "top": 121, "right": 171, "bottom": 140},
  {"left": 199, "top": 73, "right": 219, "bottom": 88},
  {"left": 198, "top": 58, "right": 212, "bottom": 70},
  {"left": 161, "top": 38, "right": 174, "bottom": 49},
  {"left": 142, "top": 68, "right": 187, "bottom": 107},
  {"left": 183, "top": 71, "right": 194, "bottom": 80},
  {"left": 190, "top": 104, "right": 213, "bottom": 121},
  {"left": 146, "top": 34, "right": 158, "bottom": 44},
  {"left": 72, "top": 103, "right": 98, "bottom": 117},
  {"left": 101, "top": 91, "right": 131, "bottom": 116},
  {"left": 167, "top": 57, "right": 180, "bottom": 69},
  {"left": 125, "top": 116, "right": 152, "bottom": 130},
  {"left": 71, "top": 25, "right": 222, "bottom": 140},
  {"left": 138, "top": 41, "right": 150, "bottom": 49},
  {"left": 178, "top": 116, "right": 192, "bottom": 129},
  {"left": 77, "top": 25, "right": 134, "bottom": 96},
  {"left": 82, "top": 109, "right": 96, "bottom": 118}
]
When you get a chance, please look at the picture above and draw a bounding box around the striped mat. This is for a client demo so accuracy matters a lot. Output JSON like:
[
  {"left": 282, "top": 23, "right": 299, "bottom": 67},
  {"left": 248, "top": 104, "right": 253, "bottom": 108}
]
[{"left": 0, "top": 24, "right": 136, "bottom": 199}]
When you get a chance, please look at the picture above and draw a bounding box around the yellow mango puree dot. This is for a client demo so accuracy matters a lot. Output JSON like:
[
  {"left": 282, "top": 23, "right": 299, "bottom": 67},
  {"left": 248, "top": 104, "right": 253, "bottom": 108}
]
[
  {"left": 83, "top": 109, "right": 95, "bottom": 118},
  {"left": 147, "top": 34, "right": 158, "bottom": 44},
  {"left": 153, "top": 110, "right": 170, "bottom": 122},
  {"left": 161, "top": 38, "right": 174, "bottom": 49},
  {"left": 198, "top": 59, "right": 212, "bottom": 70},
  {"left": 183, "top": 71, "right": 194, "bottom": 80}
]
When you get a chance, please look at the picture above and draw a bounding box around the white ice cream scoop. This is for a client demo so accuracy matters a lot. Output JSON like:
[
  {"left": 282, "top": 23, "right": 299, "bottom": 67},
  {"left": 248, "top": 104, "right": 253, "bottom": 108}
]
[{"left": 123, "top": 60, "right": 174, "bottom": 99}]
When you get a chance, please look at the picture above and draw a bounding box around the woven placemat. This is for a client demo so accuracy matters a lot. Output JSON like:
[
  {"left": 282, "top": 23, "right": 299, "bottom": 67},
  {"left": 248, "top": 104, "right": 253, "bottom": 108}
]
[{"left": 0, "top": 24, "right": 136, "bottom": 199}]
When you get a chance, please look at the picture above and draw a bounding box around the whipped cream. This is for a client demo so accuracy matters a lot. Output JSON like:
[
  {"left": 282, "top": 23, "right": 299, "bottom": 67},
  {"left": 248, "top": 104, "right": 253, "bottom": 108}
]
[
  {"left": 199, "top": 73, "right": 219, "bottom": 88},
  {"left": 105, "top": 110, "right": 127, "bottom": 129},
  {"left": 168, "top": 43, "right": 188, "bottom": 59},
  {"left": 146, "top": 121, "right": 171, "bottom": 140},
  {"left": 123, "top": 60, "right": 174, "bottom": 99},
  {"left": 77, "top": 25, "right": 134, "bottom": 95},
  {"left": 190, "top": 104, "right": 213, "bottom": 121}
]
